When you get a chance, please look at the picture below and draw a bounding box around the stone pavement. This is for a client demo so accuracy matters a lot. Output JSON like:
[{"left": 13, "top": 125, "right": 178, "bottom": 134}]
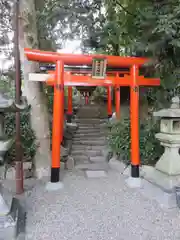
[{"left": 24, "top": 170, "right": 180, "bottom": 240}]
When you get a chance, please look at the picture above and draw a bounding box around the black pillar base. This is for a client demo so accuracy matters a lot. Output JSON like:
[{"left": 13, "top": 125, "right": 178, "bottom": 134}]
[
  {"left": 66, "top": 113, "right": 73, "bottom": 123},
  {"left": 131, "top": 164, "right": 139, "bottom": 178},
  {"left": 108, "top": 114, "right": 112, "bottom": 119},
  {"left": 51, "top": 167, "right": 60, "bottom": 182}
]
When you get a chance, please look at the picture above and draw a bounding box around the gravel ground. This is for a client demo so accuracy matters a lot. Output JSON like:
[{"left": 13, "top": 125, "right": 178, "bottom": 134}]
[{"left": 24, "top": 169, "right": 180, "bottom": 240}]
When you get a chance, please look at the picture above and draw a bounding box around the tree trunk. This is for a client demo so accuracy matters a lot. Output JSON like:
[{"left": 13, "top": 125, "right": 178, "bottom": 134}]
[{"left": 19, "top": 0, "right": 51, "bottom": 178}]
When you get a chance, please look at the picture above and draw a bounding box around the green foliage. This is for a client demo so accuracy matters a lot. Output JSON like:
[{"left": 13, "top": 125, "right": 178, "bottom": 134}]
[
  {"left": 4, "top": 109, "right": 37, "bottom": 164},
  {"left": 93, "top": 86, "right": 107, "bottom": 102},
  {"left": 108, "top": 118, "right": 163, "bottom": 166}
]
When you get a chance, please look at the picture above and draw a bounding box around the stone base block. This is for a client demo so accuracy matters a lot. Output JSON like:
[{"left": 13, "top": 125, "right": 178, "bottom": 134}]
[{"left": 142, "top": 165, "right": 180, "bottom": 193}]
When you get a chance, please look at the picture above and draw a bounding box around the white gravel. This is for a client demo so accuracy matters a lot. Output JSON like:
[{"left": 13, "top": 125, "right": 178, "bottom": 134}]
[{"left": 25, "top": 170, "right": 180, "bottom": 240}]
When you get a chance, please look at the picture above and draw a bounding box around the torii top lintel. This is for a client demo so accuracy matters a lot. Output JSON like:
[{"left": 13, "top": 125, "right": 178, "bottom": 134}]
[{"left": 24, "top": 48, "right": 148, "bottom": 67}]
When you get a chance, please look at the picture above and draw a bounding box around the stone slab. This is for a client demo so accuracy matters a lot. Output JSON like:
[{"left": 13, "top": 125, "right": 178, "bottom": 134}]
[{"left": 85, "top": 170, "right": 107, "bottom": 178}]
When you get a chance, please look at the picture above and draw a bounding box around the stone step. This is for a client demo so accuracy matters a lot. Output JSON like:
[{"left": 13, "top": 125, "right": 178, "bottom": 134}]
[
  {"left": 73, "top": 155, "right": 90, "bottom": 164},
  {"left": 72, "top": 145, "right": 105, "bottom": 151},
  {"left": 76, "top": 128, "right": 106, "bottom": 134},
  {"left": 72, "top": 140, "right": 106, "bottom": 146},
  {"left": 75, "top": 162, "right": 109, "bottom": 171},
  {"left": 75, "top": 119, "right": 106, "bottom": 124},
  {"left": 77, "top": 126, "right": 104, "bottom": 131},
  {"left": 71, "top": 149, "right": 103, "bottom": 157},
  {"left": 74, "top": 132, "right": 105, "bottom": 137},
  {"left": 73, "top": 136, "right": 106, "bottom": 141},
  {"left": 89, "top": 156, "right": 106, "bottom": 163}
]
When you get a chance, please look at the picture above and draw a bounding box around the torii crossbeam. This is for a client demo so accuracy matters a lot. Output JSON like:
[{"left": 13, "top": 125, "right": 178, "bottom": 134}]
[{"left": 25, "top": 48, "right": 160, "bottom": 185}]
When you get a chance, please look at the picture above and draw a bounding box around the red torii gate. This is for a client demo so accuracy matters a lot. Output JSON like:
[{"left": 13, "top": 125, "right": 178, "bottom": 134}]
[{"left": 25, "top": 48, "right": 160, "bottom": 184}]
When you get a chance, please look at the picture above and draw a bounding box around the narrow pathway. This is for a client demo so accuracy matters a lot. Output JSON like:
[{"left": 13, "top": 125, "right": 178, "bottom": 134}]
[{"left": 71, "top": 105, "right": 109, "bottom": 178}]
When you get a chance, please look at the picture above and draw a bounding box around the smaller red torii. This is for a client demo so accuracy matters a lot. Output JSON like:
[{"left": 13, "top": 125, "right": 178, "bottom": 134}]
[{"left": 25, "top": 48, "right": 160, "bottom": 186}]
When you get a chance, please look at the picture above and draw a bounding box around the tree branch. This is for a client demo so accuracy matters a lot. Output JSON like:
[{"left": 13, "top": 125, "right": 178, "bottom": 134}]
[{"left": 116, "top": 0, "right": 136, "bottom": 17}]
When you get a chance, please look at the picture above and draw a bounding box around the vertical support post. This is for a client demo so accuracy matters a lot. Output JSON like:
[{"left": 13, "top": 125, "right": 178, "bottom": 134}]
[
  {"left": 130, "top": 65, "right": 140, "bottom": 178},
  {"left": 51, "top": 60, "right": 64, "bottom": 183},
  {"left": 107, "top": 86, "right": 112, "bottom": 118},
  {"left": 67, "top": 86, "right": 73, "bottom": 123},
  {"left": 83, "top": 91, "right": 86, "bottom": 104},
  {"left": 115, "top": 86, "right": 120, "bottom": 119},
  {"left": 85, "top": 92, "right": 89, "bottom": 105},
  {"left": 14, "top": 0, "right": 23, "bottom": 194}
]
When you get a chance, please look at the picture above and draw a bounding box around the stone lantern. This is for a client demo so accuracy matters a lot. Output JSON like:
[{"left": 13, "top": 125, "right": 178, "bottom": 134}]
[
  {"left": 154, "top": 96, "right": 180, "bottom": 176},
  {"left": 0, "top": 93, "right": 28, "bottom": 239},
  {"left": 142, "top": 96, "right": 180, "bottom": 197}
]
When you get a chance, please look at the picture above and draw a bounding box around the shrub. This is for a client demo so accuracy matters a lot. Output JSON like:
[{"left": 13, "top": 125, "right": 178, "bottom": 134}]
[
  {"left": 107, "top": 118, "right": 163, "bottom": 166},
  {"left": 93, "top": 86, "right": 107, "bottom": 102},
  {"left": 4, "top": 108, "right": 37, "bottom": 165}
]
